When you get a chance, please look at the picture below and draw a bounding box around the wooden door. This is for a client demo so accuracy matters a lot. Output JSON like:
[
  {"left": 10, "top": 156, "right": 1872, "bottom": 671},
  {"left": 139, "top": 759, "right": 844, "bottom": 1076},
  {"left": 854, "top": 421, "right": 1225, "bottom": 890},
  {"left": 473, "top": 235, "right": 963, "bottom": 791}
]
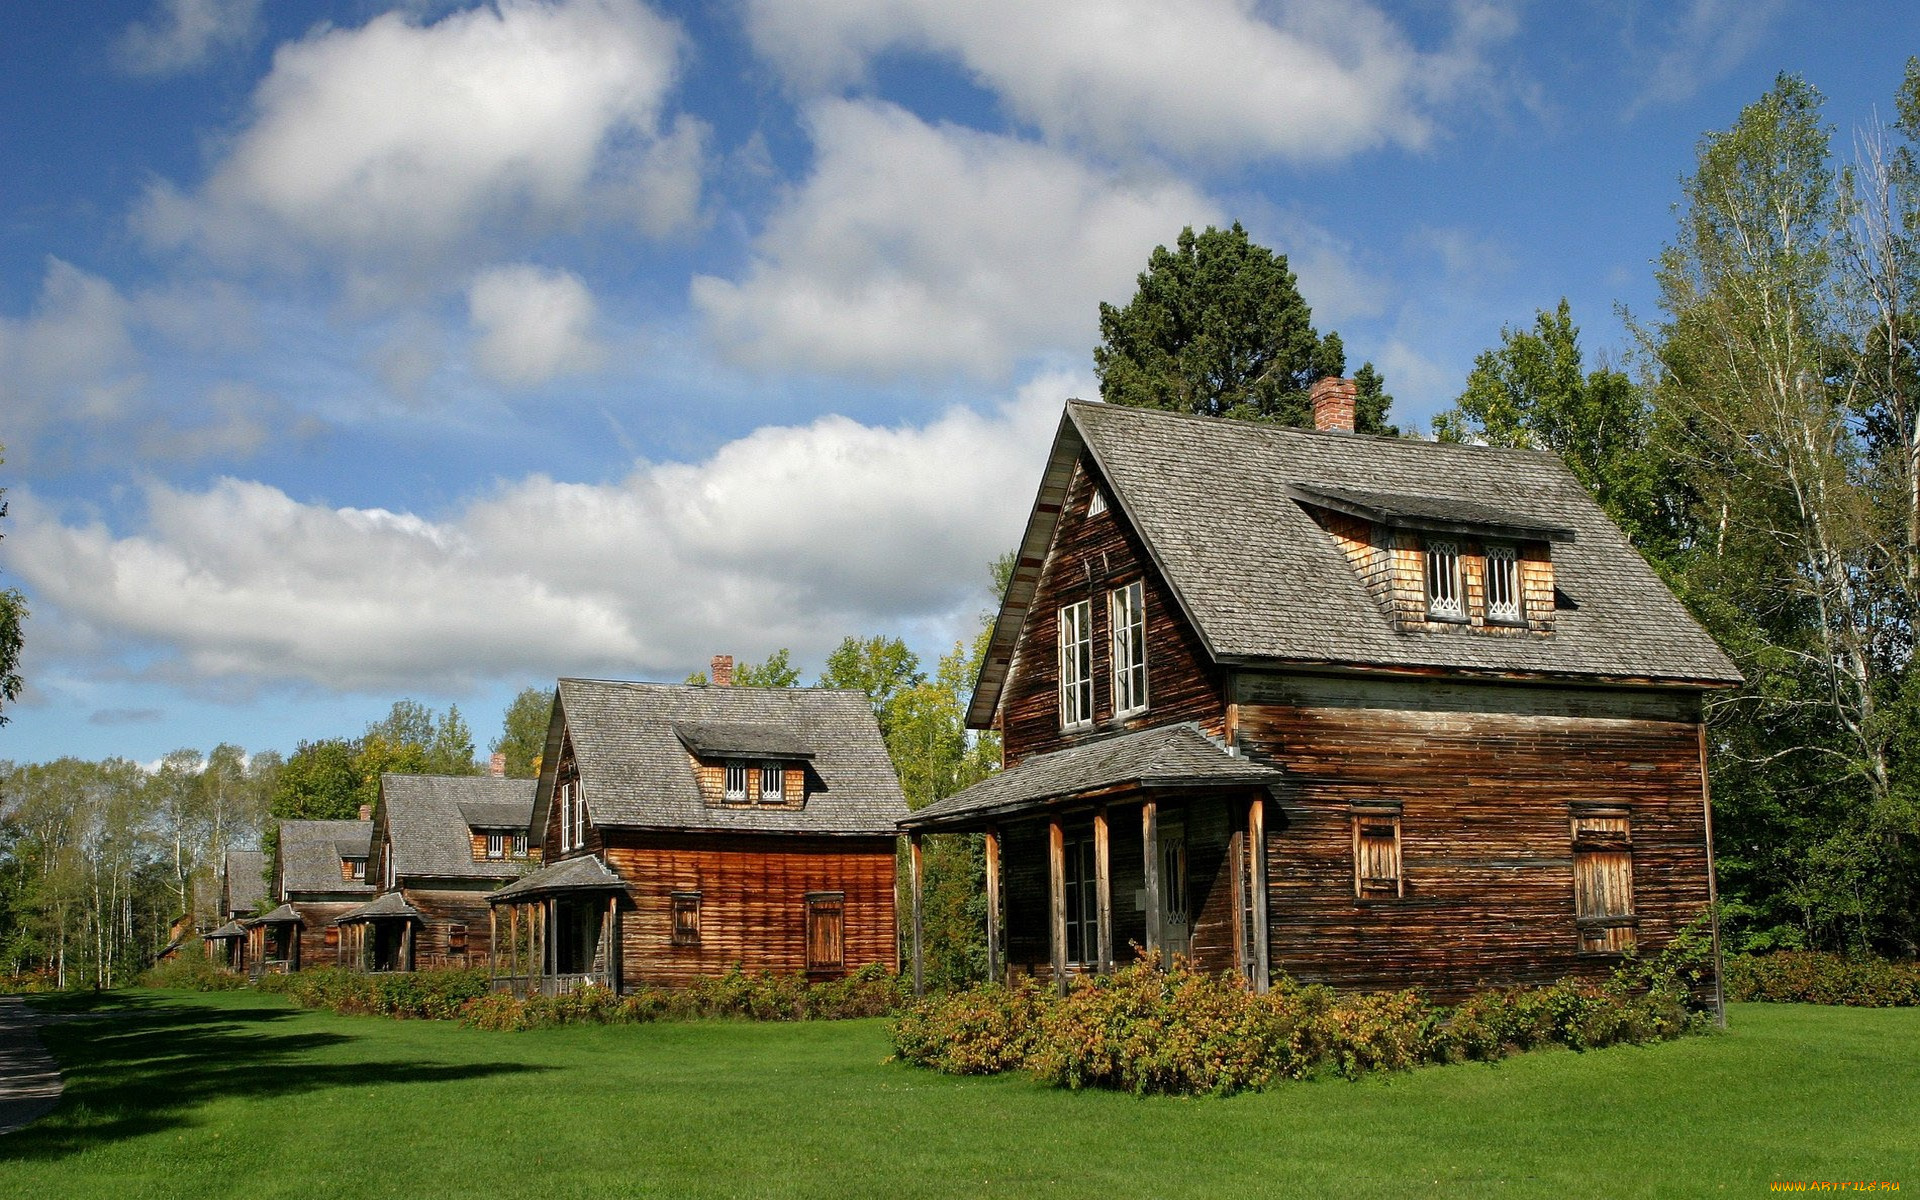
[{"left": 1160, "top": 819, "right": 1190, "bottom": 966}]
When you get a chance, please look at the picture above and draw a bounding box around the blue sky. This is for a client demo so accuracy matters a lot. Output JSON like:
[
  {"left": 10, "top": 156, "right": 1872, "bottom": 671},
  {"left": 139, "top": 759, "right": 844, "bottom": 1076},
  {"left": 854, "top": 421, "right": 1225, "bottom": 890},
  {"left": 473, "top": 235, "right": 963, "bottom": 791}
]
[{"left": 1, "top": 0, "right": 1914, "bottom": 766}]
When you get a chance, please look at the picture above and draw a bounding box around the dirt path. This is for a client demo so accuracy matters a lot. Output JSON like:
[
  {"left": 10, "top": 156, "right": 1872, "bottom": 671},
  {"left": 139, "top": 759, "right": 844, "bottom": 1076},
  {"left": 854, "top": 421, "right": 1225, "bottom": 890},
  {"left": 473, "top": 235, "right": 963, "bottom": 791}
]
[{"left": 0, "top": 996, "right": 63, "bottom": 1135}]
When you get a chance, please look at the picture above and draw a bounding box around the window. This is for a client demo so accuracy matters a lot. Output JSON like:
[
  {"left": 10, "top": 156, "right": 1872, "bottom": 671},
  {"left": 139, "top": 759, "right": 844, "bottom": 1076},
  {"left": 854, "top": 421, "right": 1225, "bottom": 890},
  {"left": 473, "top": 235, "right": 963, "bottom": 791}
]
[
  {"left": 1058, "top": 600, "right": 1094, "bottom": 728},
  {"left": 448, "top": 925, "right": 468, "bottom": 956},
  {"left": 1485, "top": 544, "right": 1521, "bottom": 623},
  {"left": 759, "top": 763, "right": 784, "bottom": 804},
  {"left": 724, "top": 762, "right": 750, "bottom": 802},
  {"left": 573, "top": 782, "right": 587, "bottom": 846},
  {"left": 1062, "top": 836, "right": 1098, "bottom": 965},
  {"left": 559, "top": 780, "right": 574, "bottom": 851},
  {"left": 1088, "top": 489, "right": 1108, "bottom": 517},
  {"left": 323, "top": 926, "right": 339, "bottom": 949},
  {"left": 671, "top": 892, "right": 701, "bottom": 946},
  {"left": 1110, "top": 581, "right": 1148, "bottom": 716},
  {"left": 486, "top": 833, "right": 505, "bottom": 860},
  {"left": 1351, "top": 806, "right": 1403, "bottom": 898},
  {"left": 509, "top": 833, "right": 527, "bottom": 858},
  {"left": 345, "top": 857, "right": 366, "bottom": 881},
  {"left": 806, "top": 893, "right": 845, "bottom": 971},
  {"left": 1572, "top": 808, "right": 1636, "bottom": 952},
  {"left": 1425, "top": 541, "right": 1464, "bottom": 619}
]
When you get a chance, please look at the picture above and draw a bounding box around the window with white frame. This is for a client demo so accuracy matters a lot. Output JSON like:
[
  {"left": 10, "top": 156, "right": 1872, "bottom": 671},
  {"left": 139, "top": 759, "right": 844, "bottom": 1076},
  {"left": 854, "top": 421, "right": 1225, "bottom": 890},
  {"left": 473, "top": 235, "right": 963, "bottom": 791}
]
[
  {"left": 486, "top": 833, "right": 505, "bottom": 860},
  {"left": 1425, "top": 541, "right": 1464, "bottom": 620},
  {"left": 1087, "top": 489, "right": 1107, "bottom": 517},
  {"left": 1110, "top": 580, "right": 1148, "bottom": 716},
  {"left": 1485, "top": 544, "right": 1521, "bottom": 622},
  {"left": 559, "top": 780, "right": 574, "bottom": 850},
  {"left": 759, "top": 763, "right": 783, "bottom": 804},
  {"left": 1058, "top": 600, "right": 1094, "bottom": 728},
  {"left": 724, "top": 762, "right": 750, "bottom": 802},
  {"left": 572, "top": 779, "right": 588, "bottom": 844}
]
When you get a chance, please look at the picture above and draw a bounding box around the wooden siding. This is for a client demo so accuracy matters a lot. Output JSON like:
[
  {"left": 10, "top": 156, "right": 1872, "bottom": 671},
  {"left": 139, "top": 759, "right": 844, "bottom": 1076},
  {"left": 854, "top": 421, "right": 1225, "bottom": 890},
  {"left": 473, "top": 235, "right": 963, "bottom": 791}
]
[
  {"left": 542, "top": 729, "right": 603, "bottom": 859},
  {"left": 688, "top": 757, "right": 806, "bottom": 809},
  {"left": 999, "top": 457, "right": 1226, "bottom": 767},
  {"left": 402, "top": 884, "right": 500, "bottom": 969},
  {"left": 468, "top": 830, "right": 538, "bottom": 862},
  {"left": 1235, "top": 672, "right": 1712, "bottom": 999},
  {"left": 288, "top": 901, "right": 359, "bottom": 969},
  {"left": 604, "top": 832, "right": 897, "bottom": 987},
  {"left": 1306, "top": 504, "right": 1556, "bottom": 635}
]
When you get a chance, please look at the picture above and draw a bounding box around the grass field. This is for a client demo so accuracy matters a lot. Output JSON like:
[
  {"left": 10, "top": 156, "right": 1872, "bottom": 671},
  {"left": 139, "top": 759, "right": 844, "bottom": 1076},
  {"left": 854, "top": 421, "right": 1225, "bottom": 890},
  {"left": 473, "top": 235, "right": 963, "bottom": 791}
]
[{"left": 0, "top": 990, "right": 1913, "bottom": 1199}]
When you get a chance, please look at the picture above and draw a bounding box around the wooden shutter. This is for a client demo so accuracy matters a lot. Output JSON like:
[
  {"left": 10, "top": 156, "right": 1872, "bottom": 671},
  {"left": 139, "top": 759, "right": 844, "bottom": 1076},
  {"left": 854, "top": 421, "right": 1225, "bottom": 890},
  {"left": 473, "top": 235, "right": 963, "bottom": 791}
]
[
  {"left": 1350, "top": 808, "right": 1403, "bottom": 898},
  {"left": 1572, "top": 809, "right": 1635, "bottom": 952},
  {"left": 806, "top": 893, "right": 845, "bottom": 972},
  {"left": 323, "top": 926, "right": 339, "bottom": 949},
  {"left": 671, "top": 893, "right": 701, "bottom": 946},
  {"left": 448, "top": 924, "right": 468, "bottom": 955}
]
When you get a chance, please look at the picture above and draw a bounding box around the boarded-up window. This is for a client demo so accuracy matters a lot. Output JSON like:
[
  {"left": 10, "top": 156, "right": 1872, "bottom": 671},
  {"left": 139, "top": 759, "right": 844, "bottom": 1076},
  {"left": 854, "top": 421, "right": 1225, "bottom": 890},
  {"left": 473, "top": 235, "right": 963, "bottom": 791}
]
[
  {"left": 671, "top": 892, "right": 701, "bottom": 946},
  {"left": 448, "top": 924, "right": 468, "bottom": 955},
  {"left": 323, "top": 926, "right": 339, "bottom": 949},
  {"left": 1572, "top": 808, "right": 1635, "bottom": 952},
  {"left": 806, "top": 892, "right": 845, "bottom": 971},
  {"left": 1351, "top": 807, "right": 1403, "bottom": 898}
]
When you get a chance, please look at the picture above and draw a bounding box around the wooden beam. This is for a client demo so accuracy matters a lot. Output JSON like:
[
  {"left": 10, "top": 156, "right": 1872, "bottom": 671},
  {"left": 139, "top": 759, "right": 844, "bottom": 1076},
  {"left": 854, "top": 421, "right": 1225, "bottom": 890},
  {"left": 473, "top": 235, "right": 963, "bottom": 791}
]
[
  {"left": 1093, "top": 808, "right": 1113, "bottom": 974},
  {"left": 984, "top": 827, "right": 1002, "bottom": 985},
  {"left": 606, "top": 894, "right": 619, "bottom": 993},
  {"left": 488, "top": 907, "right": 497, "bottom": 987},
  {"left": 1249, "top": 795, "right": 1270, "bottom": 994},
  {"left": 1142, "top": 801, "right": 1162, "bottom": 967},
  {"left": 908, "top": 833, "right": 925, "bottom": 997},
  {"left": 1048, "top": 817, "right": 1068, "bottom": 995},
  {"left": 1698, "top": 725, "right": 1726, "bottom": 1028}
]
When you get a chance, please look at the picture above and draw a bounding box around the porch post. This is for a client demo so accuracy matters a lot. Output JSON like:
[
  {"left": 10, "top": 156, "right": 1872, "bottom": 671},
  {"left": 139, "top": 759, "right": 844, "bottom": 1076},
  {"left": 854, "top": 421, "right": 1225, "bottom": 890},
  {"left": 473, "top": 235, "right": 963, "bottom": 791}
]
[
  {"left": 404, "top": 920, "right": 415, "bottom": 972},
  {"left": 908, "top": 833, "right": 925, "bottom": 997},
  {"left": 1249, "top": 794, "right": 1270, "bottom": 994},
  {"left": 488, "top": 907, "right": 497, "bottom": 986},
  {"left": 983, "top": 826, "right": 1002, "bottom": 985},
  {"left": 1048, "top": 817, "right": 1068, "bottom": 996},
  {"left": 1093, "top": 807, "right": 1113, "bottom": 974},
  {"left": 605, "top": 894, "right": 618, "bottom": 991},
  {"left": 1142, "top": 801, "right": 1162, "bottom": 967}
]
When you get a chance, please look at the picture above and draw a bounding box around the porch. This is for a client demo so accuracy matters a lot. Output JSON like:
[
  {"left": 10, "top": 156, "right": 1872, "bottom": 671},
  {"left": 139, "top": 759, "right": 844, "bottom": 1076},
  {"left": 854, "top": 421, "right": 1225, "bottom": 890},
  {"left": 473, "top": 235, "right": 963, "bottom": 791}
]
[
  {"left": 246, "top": 905, "right": 302, "bottom": 976},
  {"left": 486, "top": 855, "right": 625, "bottom": 996},
  {"left": 336, "top": 891, "right": 424, "bottom": 972}
]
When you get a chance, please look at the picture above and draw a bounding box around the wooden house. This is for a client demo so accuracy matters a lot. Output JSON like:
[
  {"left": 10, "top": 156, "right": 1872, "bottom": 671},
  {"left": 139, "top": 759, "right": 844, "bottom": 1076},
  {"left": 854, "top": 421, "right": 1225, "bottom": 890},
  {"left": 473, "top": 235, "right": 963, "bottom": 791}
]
[
  {"left": 488, "top": 671, "right": 907, "bottom": 994},
  {"left": 203, "top": 848, "right": 264, "bottom": 970},
  {"left": 901, "top": 384, "right": 1742, "bottom": 1005},
  {"left": 247, "top": 816, "right": 374, "bottom": 972},
  {"left": 336, "top": 774, "right": 538, "bottom": 972}
]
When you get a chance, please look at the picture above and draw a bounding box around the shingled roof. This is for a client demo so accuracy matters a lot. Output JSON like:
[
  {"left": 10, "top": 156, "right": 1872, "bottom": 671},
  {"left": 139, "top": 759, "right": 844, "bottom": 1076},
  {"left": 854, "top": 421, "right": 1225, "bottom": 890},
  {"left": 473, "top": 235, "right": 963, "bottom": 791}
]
[
  {"left": 489, "top": 853, "right": 625, "bottom": 902},
  {"left": 970, "top": 402, "right": 1740, "bottom": 725},
  {"left": 223, "top": 849, "right": 264, "bottom": 916},
  {"left": 276, "top": 819, "right": 375, "bottom": 899},
  {"left": 378, "top": 774, "right": 537, "bottom": 882},
  {"left": 335, "top": 890, "right": 423, "bottom": 924},
  {"left": 904, "top": 723, "right": 1282, "bottom": 830},
  {"left": 534, "top": 679, "right": 907, "bottom": 838}
]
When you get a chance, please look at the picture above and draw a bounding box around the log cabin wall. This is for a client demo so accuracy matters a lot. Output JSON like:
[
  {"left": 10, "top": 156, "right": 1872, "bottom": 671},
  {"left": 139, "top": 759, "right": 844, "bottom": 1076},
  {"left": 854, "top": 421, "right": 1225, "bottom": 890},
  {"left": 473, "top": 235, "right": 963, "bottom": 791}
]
[
  {"left": 289, "top": 901, "right": 360, "bottom": 967},
  {"left": 603, "top": 831, "right": 897, "bottom": 987},
  {"left": 999, "top": 456, "right": 1226, "bottom": 768},
  {"left": 403, "top": 884, "right": 498, "bottom": 969},
  {"left": 1235, "top": 671, "right": 1712, "bottom": 1000}
]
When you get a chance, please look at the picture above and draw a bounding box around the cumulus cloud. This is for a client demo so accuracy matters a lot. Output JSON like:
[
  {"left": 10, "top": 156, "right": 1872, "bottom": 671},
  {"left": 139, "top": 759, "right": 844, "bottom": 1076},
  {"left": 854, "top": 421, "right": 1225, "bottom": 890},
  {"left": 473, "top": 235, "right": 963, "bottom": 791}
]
[
  {"left": 3, "top": 377, "right": 1076, "bottom": 694},
  {"left": 0, "top": 259, "right": 144, "bottom": 445},
  {"left": 114, "top": 0, "right": 261, "bottom": 77},
  {"left": 138, "top": 0, "right": 701, "bottom": 266},
  {"left": 468, "top": 265, "right": 605, "bottom": 387},
  {"left": 693, "top": 100, "right": 1219, "bottom": 377},
  {"left": 743, "top": 0, "right": 1509, "bottom": 164}
]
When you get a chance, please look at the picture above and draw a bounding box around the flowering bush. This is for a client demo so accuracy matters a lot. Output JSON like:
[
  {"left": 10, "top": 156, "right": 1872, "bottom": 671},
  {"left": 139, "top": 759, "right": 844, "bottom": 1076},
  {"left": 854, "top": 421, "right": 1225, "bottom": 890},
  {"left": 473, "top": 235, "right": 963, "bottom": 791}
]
[
  {"left": 890, "top": 979, "right": 1044, "bottom": 1076},
  {"left": 1725, "top": 952, "right": 1920, "bottom": 1006}
]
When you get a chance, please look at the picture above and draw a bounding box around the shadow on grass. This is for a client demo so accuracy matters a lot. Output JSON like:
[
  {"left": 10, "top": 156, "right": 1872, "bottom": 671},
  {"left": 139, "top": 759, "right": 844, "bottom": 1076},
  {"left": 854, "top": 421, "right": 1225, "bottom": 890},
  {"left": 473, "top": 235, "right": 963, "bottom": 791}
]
[{"left": 2, "top": 991, "right": 548, "bottom": 1162}]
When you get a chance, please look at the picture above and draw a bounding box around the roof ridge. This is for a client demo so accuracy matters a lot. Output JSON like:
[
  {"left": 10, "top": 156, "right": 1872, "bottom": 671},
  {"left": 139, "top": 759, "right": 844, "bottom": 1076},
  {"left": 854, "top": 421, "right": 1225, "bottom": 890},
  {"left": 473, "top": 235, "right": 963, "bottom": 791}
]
[
  {"left": 560, "top": 676, "right": 866, "bottom": 695},
  {"left": 1066, "top": 397, "right": 1568, "bottom": 462}
]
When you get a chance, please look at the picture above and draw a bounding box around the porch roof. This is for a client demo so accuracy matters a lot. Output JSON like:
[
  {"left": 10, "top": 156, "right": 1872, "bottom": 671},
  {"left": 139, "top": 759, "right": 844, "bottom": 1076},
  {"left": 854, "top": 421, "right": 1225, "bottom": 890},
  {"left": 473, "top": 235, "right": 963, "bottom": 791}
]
[
  {"left": 901, "top": 723, "right": 1282, "bottom": 831},
  {"left": 488, "top": 854, "right": 624, "bottom": 903},
  {"left": 204, "top": 920, "right": 248, "bottom": 940},
  {"left": 253, "top": 903, "right": 302, "bottom": 925},
  {"left": 335, "top": 891, "right": 423, "bottom": 924}
]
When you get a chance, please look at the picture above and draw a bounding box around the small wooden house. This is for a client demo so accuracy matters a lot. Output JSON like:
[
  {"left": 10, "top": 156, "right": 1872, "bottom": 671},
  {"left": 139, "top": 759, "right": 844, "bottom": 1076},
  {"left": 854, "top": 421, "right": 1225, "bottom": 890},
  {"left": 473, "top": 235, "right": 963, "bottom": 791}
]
[
  {"left": 336, "top": 774, "right": 538, "bottom": 972},
  {"left": 203, "top": 848, "right": 264, "bottom": 970},
  {"left": 902, "top": 387, "right": 1741, "bottom": 1004},
  {"left": 248, "top": 817, "right": 374, "bottom": 972},
  {"left": 488, "top": 672, "right": 907, "bottom": 994}
]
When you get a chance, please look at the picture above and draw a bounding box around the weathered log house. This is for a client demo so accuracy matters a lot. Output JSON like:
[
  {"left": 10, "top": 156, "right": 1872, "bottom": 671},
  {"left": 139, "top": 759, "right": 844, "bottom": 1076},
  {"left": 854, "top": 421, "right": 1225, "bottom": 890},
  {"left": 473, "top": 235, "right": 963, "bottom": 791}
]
[
  {"left": 488, "top": 672, "right": 906, "bottom": 994},
  {"left": 203, "top": 848, "right": 264, "bottom": 969},
  {"left": 337, "top": 774, "right": 538, "bottom": 972},
  {"left": 247, "top": 817, "right": 374, "bottom": 973},
  {"left": 902, "top": 384, "right": 1741, "bottom": 1004}
]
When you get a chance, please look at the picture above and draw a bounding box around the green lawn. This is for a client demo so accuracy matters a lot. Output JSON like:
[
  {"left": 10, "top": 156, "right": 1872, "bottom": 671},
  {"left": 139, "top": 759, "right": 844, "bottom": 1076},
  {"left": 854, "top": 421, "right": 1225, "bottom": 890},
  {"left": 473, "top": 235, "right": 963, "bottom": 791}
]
[{"left": 1, "top": 991, "right": 1913, "bottom": 1199}]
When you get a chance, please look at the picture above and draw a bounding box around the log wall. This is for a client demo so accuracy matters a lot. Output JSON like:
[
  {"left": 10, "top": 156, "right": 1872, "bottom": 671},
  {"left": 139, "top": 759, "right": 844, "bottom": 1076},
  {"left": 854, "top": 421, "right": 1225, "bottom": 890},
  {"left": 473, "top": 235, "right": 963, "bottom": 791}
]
[
  {"left": 1000, "top": 457, "right": 1226, "bottom": 767},
  {"left": 402, "top": 883, "right": 500, "bottom": 970},
  {"left": 1235, "top": 672, "right": 1714, "bottom": 999},
  {"left": 603, "top": 832, "right": 897, "bottom": 987}
]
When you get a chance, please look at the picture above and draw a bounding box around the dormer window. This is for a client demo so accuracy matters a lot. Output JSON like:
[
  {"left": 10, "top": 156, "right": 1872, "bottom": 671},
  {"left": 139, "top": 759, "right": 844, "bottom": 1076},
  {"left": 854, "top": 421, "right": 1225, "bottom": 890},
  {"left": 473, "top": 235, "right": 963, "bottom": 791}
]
[
  {"left": 344, "top": 857, "right": 366, "bottom": 881},
  {"left": 1424, "top": 541, "right": 1464, "bottom": 620},
  {"left": 1485, "top": 544, "right": 1521, "bottom": 623},
  {"left": 1058, "top": 600, "right": 1093, "bottom": 729},
  {"left": 759, "top": 764, "right": 784, "bottom": 804},
  {"left": 724, "top": 762, "right": 750, "bottom": 802}
]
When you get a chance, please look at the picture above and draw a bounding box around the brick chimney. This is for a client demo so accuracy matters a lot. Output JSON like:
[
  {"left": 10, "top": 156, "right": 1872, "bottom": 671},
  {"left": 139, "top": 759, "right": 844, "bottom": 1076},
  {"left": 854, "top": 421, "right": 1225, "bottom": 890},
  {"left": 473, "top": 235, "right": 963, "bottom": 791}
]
[
  {"left": 357, "top": 803, "right": 371, "bottom": 821},
  {"left": 488, "top": 752, "right": 506, "bottom": 778},
  {"left": 1310, "top": 376, "right": 1357, "bottom": 433},
  {"left": 711, "top": 654, "right": 734, "bottom": 687}
]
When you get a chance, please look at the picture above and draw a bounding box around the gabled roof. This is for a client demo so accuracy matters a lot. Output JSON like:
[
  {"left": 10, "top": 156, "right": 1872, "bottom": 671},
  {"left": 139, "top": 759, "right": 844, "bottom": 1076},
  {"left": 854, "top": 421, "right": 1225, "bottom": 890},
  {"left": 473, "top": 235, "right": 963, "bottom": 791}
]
[
  {"left": 379, "top": 774, "right": 537, "bottom": 881},
  {"left": 254, "top": 902, "right": 303, "bottom": 924},
  {"left": 223, "top": 849, "right": 264, "bottom": 915},
  {"left": 534, "top": 679, "right": 906, "bottom": 838},
  {"left": 277, "top": 820, "right": 374, "bottom": 898},
  {"left": 205, "top": 920, "right": 248, "bottom": 940},
  {"left": 335, "top": 891, "right": 423, "bottom": 924},
  {"left": 489, "top": 853, "right": 624, "bottom": 902},
  {"left": 970, "top": 402, "right": 1740, "bottom": 725},
  {"left": 672, "top": 721, "right": 818, "bottom": 760},
  {"left": 1282, "top": 484, "right": 1578, "bottom": 543},
  {"left": 904, "top": 723, "right": 1282, "bottom": 830}
]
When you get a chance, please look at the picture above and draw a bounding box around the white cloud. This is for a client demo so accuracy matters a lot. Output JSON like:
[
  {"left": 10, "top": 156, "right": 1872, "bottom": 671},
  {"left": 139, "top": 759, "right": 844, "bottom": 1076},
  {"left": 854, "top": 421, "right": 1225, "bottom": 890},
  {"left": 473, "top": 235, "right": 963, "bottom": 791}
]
[
  {"left": 693, "top": 100, "right": 1219, "bottom": 377},
  {"left": 114, "top": 0, "right": 261, "bottom": 77},
  {"left": 1626, "top": 0, "right": 1788, "bottom": 116},
  {"left": 138, "top": 0, "right": 700, "bottom": 265},
  {"left": 468, "top": 264, "right": 606, "bottom": 387},
  {"left": 4, "top": 376, "right": 1075, "bottom": 693},
  {"left": 743, "top": 0, "right": 1508, "bottom": 164},
  {"left": 0, "top": 259, "right": 143, "bottom": 445}
]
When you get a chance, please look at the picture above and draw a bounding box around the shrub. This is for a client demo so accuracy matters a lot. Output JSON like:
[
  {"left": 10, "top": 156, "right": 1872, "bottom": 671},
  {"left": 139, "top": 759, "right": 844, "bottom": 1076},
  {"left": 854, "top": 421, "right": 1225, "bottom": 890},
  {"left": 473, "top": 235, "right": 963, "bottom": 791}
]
[
  {"left": 1724, "top": 952, "right": 1920, "bottom": 1006},
  {"left": 139, "top": 955, "right": 248, "bottom": 992},
  {"left": 892, "top": 980, "right": 1044, "bottom": 1076},
  {"left": 455, "top": 965, "right": 910, "bottom": 1031},
  {"left": 258, "top": 967, "right": 490, "bottom": 1019}
]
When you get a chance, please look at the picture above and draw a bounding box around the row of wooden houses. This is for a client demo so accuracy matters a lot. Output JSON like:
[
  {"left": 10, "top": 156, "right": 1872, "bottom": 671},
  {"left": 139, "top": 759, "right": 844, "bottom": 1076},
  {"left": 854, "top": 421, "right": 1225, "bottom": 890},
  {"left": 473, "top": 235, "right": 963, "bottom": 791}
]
[{"left": 207, "top": 385, "right": 1741, "bottom": 1005}]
